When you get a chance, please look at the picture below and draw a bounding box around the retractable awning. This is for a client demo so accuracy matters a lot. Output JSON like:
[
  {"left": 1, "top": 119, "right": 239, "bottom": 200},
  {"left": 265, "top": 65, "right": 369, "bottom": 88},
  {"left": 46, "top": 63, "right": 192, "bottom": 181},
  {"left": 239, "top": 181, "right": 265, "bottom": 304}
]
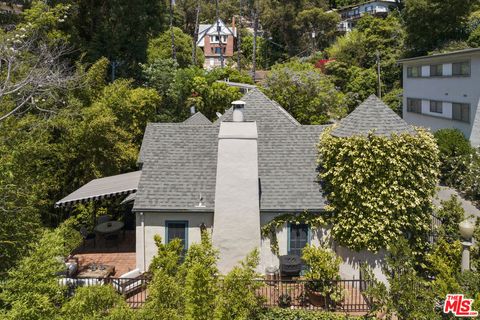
[{"left": 55, "top": 171, "right": 142, "bottom": 208}]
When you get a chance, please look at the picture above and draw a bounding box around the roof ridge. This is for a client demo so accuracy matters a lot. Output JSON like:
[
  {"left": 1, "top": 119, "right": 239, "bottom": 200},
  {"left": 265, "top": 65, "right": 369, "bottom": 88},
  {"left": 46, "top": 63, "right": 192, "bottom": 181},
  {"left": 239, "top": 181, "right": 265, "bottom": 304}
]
[
  {"left": 184, "top": 112, "right": 212, "bottom": 125},
  {"left": 331, "top": 95, "right": 414, "bottom": 137}
]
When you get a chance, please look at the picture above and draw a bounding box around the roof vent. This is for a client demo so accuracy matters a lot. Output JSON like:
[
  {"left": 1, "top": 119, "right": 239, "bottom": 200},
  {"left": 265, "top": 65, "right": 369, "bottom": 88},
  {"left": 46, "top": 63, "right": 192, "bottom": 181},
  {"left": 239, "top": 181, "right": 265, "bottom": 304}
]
[
  {"left": 195, "top": 194, "right": 205, "bottom": 208},
  {"left": 232, "top": 100, "right": 245, "bottom": 122}
]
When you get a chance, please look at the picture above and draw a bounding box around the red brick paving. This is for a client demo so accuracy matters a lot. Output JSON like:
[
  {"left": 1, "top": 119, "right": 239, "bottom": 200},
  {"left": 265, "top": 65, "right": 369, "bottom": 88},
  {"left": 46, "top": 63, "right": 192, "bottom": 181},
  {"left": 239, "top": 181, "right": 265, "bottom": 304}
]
[{"left": 73, "top": 230, "right": 136, "bottom": 277}]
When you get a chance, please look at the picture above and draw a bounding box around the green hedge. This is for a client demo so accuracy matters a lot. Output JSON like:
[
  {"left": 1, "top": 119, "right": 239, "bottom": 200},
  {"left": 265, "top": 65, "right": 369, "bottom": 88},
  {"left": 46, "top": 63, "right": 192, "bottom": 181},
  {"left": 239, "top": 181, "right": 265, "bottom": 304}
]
[{"left": 258, "top": 308, "right": 369, "bottom": 320}]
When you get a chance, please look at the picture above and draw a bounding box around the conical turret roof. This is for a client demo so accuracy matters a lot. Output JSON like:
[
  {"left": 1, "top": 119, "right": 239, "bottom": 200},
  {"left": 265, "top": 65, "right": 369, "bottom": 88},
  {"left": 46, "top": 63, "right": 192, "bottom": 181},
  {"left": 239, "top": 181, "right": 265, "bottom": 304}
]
[{"left": 331, "top": 95, "right": 414, "bottom": 138}]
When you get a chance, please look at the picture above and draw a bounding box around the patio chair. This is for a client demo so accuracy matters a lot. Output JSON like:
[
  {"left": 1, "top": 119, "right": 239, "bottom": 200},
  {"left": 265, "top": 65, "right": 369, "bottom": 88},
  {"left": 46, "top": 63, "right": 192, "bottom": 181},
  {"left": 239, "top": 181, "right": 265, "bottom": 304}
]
[
  {"left": 80, "top": 225, "right": 96, "bottom": 248},
  {"left": 112, "top": 269, "right": 146, "bottom": 298},
  {"left": 55, "top": 255, "right": 79, "bottom": 276},
  {"left": 97, "top": 215, "right": 111, "bottom": 225},
  {"left": 279, "top": 255, "right": 302, "bottom": 278}
]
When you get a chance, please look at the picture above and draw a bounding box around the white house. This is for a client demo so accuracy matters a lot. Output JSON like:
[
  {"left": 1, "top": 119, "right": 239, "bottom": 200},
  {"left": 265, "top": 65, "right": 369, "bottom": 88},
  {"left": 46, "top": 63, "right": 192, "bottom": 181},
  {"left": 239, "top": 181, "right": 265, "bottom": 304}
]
[
  {"left": 56, "top": 91, "right": 411, "bottom": 284},
  {"left": 398, "top": 47, "right": 480, "bottom": 146},
  {"left": 335, "top": 0, "right": 399, "bottom": 33}
]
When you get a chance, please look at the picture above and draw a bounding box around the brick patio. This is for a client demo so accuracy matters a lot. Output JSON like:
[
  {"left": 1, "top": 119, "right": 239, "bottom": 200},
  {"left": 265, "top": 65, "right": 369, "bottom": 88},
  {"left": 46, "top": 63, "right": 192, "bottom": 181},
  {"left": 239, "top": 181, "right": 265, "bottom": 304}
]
[{"left": 73, "top": 230, "right": 136, "bottom": 277}]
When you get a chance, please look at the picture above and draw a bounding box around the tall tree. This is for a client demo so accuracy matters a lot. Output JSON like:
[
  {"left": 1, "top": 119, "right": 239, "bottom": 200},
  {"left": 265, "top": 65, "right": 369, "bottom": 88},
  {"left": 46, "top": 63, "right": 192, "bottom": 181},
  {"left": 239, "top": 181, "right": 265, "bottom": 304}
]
[
  {"left": 295, "top": 8, "right": 340, "bottom": 52},
  {"left": 54, "top": 0, "right": 168, "bottom": 78},
  {"left": 263, "top": 60, "right": 347, "bottom": 124},
  {"left": 403, "top": 0, "right": 477, "bottom": 55},
  {"left": 192, "top": 1, "right": 201, "bottom": 65},
  {"left": 147, "top": 27, "right": 205, "bottom": 68}
]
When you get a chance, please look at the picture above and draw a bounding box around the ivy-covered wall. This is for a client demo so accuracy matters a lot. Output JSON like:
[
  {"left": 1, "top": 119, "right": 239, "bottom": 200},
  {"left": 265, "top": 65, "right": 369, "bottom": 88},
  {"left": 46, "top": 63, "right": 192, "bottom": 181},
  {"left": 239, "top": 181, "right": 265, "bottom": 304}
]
[{"left": 318, "top": 127, "right": 440, "bottom": 252}]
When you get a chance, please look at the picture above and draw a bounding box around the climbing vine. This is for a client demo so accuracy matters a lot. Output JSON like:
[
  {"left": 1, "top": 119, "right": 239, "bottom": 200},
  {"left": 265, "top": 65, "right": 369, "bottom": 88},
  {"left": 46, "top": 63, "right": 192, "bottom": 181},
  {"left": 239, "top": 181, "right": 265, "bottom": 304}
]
[
  {"left": 261, "top": 211, "right": 327, "bottom": 255},
  {"left": 318, "top": 126, "right": 439, "bottom": 253}
]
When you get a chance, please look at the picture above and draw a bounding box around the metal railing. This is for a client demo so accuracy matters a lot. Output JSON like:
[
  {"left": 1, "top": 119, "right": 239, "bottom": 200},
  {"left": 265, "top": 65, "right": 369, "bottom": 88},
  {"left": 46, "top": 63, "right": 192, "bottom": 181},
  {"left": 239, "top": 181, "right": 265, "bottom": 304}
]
[
  {"left": 255, "top": 279, "right": 372, "bottom": 313},
  {"left": 61, "top": 277, "right": 372, "bottom": 312},
  {"left": 62, "top": 277, "right": 149, "bottom": 308},
  {"left": 429, "top": 214, "right": 443, "bottom": 243}
]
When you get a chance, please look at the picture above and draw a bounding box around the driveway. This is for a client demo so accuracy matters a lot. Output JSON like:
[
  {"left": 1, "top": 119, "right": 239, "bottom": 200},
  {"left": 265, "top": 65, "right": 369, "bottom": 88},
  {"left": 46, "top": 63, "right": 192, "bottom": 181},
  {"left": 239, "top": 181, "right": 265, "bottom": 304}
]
[{"left": 434, "top": 186, "right": 480, "bottom": 219}]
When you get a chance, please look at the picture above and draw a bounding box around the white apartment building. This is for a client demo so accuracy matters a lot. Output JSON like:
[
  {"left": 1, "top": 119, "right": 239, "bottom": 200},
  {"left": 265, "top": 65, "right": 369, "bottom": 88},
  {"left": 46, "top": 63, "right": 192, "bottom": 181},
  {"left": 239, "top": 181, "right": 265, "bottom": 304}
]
[
  {"left": 335, "top": 0, "right": 399, "bottom": 33},
  {"left": 399, "top": 48, "right": 480, "bottom": 146}
]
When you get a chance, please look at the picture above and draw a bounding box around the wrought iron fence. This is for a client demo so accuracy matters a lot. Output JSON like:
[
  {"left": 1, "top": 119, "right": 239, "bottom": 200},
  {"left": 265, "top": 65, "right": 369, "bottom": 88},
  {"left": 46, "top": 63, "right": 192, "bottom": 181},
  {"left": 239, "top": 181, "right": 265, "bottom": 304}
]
[
  {"left": 254, "top": 279, "right": 372, "bottom": 313},
  {"left": 429, "top": 214, "right": 443, "bottom": 243},
  {"left": 60, "top": 277, "right": 372, "bottom": 312},
  {"left": 61, "top": 277, "right": 149, "bottom": 309}
]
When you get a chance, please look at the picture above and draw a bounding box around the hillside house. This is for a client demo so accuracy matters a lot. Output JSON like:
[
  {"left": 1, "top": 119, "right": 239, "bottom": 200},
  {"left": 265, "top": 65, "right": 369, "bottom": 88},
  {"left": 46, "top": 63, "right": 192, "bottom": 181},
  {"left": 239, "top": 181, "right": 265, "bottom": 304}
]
[
  {"left": 196, "top": 18, "right": 236, "bottom": 69},
  {"left": 56, "top": 91, "right": 421, "bottom": 285},
  {"left": 335, "top": 0, "right": 399, "bottom": 33}
]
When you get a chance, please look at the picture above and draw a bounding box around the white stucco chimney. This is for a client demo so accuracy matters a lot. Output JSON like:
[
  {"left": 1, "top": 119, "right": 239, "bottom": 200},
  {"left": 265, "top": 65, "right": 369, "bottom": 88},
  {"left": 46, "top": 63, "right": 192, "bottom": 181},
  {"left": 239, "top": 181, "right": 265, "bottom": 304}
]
[
  {"left": 212, "top": 104, "right": 260, "bottom": 274},
  {"left": 232, "top": 100, "right": 245, "bottom": 122}
]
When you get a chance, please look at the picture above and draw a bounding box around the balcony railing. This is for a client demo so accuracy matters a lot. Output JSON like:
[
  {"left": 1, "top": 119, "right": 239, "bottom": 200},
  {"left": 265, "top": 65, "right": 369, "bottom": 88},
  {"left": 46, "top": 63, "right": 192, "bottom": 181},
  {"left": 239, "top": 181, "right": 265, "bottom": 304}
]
[
  {"left": 61, "top": 277, "right": 373, "bottom": 312},
  {"left": 255, "top": 279, "right": 373, "bottom": 312},
  {"left": 62, "top": 277, "right": 149, "bottom": 309}
]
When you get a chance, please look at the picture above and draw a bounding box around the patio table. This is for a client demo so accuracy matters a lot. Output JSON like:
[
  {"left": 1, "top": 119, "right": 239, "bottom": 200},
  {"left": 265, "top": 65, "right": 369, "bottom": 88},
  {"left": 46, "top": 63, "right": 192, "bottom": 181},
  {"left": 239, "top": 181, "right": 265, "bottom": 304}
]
[
  {"left": 95, "top": 221, "right": 124, "bottom": 234},
  {"left": 77, "top": 263, "right": 115, "bottom": 278}
]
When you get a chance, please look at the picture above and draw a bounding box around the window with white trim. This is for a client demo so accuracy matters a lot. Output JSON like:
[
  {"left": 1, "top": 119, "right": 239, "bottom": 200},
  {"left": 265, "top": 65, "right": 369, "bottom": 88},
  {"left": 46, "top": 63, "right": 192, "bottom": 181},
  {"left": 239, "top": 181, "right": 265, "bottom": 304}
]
[
  {"left": 452, "top": 61, "right": 470, "bottom": 76},
  {"left": 430, "top": 64, "right": 443, "bottom": 77},
  {"left": 407, "top": 98, "right": 422, "bottom": 113},
  {"left": 452, "top": 103, "right": 470, "bottom": 123},
  {"left": 407, "top": 66, "right": 421, "bottom": 78},
  {"left": 429, "top": 100, "right": 443, "bottom": 113}
]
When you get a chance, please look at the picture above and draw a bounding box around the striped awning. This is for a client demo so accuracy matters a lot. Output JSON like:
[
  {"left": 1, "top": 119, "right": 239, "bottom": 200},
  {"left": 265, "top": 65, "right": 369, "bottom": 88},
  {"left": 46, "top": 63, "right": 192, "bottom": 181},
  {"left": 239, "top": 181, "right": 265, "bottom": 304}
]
[{"left": 55, "top": 171, "right": 142, "bottom": 208}]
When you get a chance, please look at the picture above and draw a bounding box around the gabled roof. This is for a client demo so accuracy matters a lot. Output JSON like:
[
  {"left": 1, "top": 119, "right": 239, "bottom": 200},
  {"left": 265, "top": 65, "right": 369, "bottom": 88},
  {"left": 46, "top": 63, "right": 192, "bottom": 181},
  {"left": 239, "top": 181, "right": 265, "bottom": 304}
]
[
  {"left": 214, "top": 89, "right": 300, "bottom": 126},
  {"left": 197, "top": 18, "right": 235, "bottom": 46},
  {"left": 183, "top": 112, "right": 212, "bottom": 125},
  {"left": 133, "top": 89, "right": 327, "bottom": 213},
  {"left": 331, "top": 95, "right": 414, "bottom": 138}
]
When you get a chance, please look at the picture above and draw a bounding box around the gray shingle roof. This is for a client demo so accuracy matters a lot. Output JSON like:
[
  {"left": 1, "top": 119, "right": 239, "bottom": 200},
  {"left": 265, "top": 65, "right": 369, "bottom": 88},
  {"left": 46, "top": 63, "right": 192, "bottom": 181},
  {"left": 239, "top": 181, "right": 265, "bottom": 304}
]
[
  {"left": 183, "top": 112, "right": 212, "bottom": 125},
  {"left": 214, "top": 89, "right": 300, "bottom": 127},
  {"left": 133, "top": 89, "right": 327, "bottom": 212},
  {"left": 331, "top": 95, "right": 415, "bottom": 138}
]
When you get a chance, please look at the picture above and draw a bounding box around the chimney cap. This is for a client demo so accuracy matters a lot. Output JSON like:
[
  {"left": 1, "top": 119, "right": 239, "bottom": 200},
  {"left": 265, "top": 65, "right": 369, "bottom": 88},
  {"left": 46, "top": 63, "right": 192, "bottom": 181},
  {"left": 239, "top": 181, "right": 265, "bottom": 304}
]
[{"left": 232, "top": 100, "right": 246, "bottom": 108}]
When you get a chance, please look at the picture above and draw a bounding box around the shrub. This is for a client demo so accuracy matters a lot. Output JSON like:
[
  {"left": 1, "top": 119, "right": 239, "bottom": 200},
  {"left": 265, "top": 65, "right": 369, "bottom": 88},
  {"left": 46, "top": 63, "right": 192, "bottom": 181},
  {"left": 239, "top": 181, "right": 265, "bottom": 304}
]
[
  {"left": 147, "top": 235, "right": 183, "bottom": 276},
  {"left": 433, "top": 128, "right": 473, "bottom": 183},
  {"left": 451, "top": 153, "right": 480, "bottom": 202},
  {"left": 302, "top": 244, "right": 343, "bottom": 302},
  {"left": 377, "top": 238, "right": 441, "bottom": 320},
  {"left": 182, "top": 232, "right": 219, "bottom": 320},
  {"left": 214, "top": 250, "right": 262, "bottom": 320},
  {"left": 435, "top": 195, "right": 465, "bottom": 242},
  {"left": 424, "top": 239, "right": 462, "bottom": 299},
  {"left": 0, "top": 219, "right": 82, "bottom": 319},
  {"left": 318, "top": 127, "right": 439, "bottom": 252},
  {"left": 60, "top": 285, "right": 134, "bottom": 320},
  {"left": 258, "top": 308, "right": 367, "bottom": 320},
  {"left": 458, "top": 271, "right": 480, "bottom": 311},
  {"left": 141, "top": 236, "right": 185, "bottom": 320},
  {"left": 142, "top": 235, "right": 263, "bottom": 320},
  {"left": 471, "top": 218, "right": 480, "bottom": 271}
]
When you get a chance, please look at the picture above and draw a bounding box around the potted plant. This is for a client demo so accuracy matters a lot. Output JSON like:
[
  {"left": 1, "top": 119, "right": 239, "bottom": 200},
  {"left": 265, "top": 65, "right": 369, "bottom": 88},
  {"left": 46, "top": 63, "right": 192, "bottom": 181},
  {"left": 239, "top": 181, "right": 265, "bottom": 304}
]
[{"left": 302, "top": 244, "right": 343, "bottom": 308}]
